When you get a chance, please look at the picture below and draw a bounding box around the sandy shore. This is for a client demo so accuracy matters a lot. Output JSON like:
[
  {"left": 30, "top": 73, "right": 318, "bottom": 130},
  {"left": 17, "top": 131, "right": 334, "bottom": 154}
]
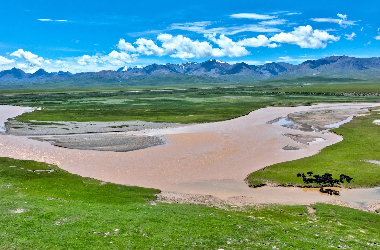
[{"left": 1, "top": 103, "right": 380, "bottom": 210}]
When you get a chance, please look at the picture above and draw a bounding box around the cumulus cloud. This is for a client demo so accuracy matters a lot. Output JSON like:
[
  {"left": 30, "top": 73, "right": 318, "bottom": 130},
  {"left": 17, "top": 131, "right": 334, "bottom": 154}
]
[
  {"left": 230, "top": 13, "right": 277, "bottom": 20},
  {"left": 77, "top": 55, "right": 98, "bottom": 66},
  {"left": 205, "top": 34, "right": 250, "bottom": 57},
  {"left": 344, "top": 32, "right": 356, "bottom": 41},
  {"left": 77, "top": 51, "right": 137, "bottom": 66},
  {"left": 117, "top": 39, "right": 136, "bottom": 52},
  {"left": 236, "top": 35, "right": 279, "bottom": 48},
  {"left": 158, "top": 34, "right": 215, "bottom": 58},
  {"left": 117, "top": 25, "right": 338, "bottom": 59},
  {"left": 134, "top": 38, "right": 166, "bottom": 56},
  {"left": 270, "top": 25, "right": 340, "bottom": 49},
  {"left": 0, "top": 56, "right": 15, "bottom": 65},
  {"left": 311, "top": 13, "right": 358, "bottom": 27},
  {"left": 10, "top": 49, "right": 47, "bottom": 66},
  {"left": 375, "top": 35, "right": 380, "bottom": 40},
  {"left": 1, "top": 48, "right": 138, "bottom": 73}
]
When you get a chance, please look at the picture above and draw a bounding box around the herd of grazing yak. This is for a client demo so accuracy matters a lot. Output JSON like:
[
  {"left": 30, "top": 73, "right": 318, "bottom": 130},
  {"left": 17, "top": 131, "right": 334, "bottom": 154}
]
[{"left": 296, "top": 172, "right": 353, "bottom": 196}]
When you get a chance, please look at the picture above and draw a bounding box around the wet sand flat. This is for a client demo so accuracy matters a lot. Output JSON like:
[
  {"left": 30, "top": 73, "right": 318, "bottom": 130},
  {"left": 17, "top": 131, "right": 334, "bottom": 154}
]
[
  {"left": 0, "top": 103, "right": 379, "bottom": 208},
  {"left": 0, "top": 106, "right": 34, "bottom": 132}
]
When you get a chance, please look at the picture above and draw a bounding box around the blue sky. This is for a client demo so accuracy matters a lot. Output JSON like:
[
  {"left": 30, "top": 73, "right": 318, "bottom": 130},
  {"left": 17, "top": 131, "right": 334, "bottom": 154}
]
[{"left": 0, "top": 0, "right": 379, "bottom": 73}]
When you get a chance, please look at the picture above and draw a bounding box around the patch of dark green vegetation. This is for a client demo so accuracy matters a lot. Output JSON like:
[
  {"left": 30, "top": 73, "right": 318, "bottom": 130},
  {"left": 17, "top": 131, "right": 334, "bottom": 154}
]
[
  {"left": 108, "top": 125, "right": 129, "bottom": 129},
  {"left": 297, "top": 172, "right": 354, "bottom": 195},
  {"left": 1, "top": 157, "right": 380, "bottom": 249},
  {"left": 247, "top": 109, "right": 380, "bottom": 188}
]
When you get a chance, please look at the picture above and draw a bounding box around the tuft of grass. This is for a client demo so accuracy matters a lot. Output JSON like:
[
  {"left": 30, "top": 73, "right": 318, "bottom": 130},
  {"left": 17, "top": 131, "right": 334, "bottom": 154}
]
[{"left": 247, "top": 109, "right": 380, "bottom": 188}]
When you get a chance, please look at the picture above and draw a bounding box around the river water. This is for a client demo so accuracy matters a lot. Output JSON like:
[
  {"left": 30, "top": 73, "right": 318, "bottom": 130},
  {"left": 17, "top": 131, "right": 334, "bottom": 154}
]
[{"left": 0, "top": 104, "right": 379, "bottom": 211}]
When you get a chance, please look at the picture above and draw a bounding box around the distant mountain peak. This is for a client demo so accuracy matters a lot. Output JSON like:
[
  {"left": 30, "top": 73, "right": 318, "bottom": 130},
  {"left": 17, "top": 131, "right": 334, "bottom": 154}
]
[
  {"left": 0, "top": 67, "right": 27, "bottom": 79},
  {"left": 31, "top": 68, "right": 51, "bottom": 77},
  {"left": 117, "top": 66, "right": 129, "bottom": 72}
]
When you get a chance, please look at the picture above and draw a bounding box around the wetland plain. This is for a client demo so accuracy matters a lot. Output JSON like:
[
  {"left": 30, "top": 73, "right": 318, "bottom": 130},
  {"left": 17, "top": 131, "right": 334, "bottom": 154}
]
[{"left": 1, "top": 83, "right": 380, "bottom": 249}]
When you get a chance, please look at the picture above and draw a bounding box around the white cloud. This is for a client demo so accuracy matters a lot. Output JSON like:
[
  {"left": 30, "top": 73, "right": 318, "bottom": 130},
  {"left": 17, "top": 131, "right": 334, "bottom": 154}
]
[
  {"left": 259, "top": 19, "right": 288, "bottom": 26},
  {"left": 205, "top": 34, "right": 250, "bottom": 57},
  {"left": 375, "top": 35, "right": 380, "bottom": 40},
  {"left": 118, "top": 25, "right": 337, "bottom": 59},
  {"left": 1, "top": 48, "right": 139, "bottom": 73},
  {"left": 37, "top": 19, "right": 68, "bottom": 22},
  {"left": 230, "top": 13, "right": 277, "bottom": 20},
  {"left": 270, "top": 25, "right": 340, "bottom": 49},
  {"left": 0, "top": 56, "right": 15, "bottom": 65},
  {"left": 236, "top": 35, "right": 279, "bottom": 48},
  {"left": 337, "top": 13, "right": 347, "bottom": 20},
  {"left": 10, "top": 49, "right": 47, "bottom": 66},
  {"left": 269, "top": 11, "right": 289, "bottom": 15},
  {"left": 311, "top": 13, "right": 358, "bottom": 27},
  {"left": 286, "top": 12, "right": 302, "bottom": 16},
  {"left": 118, "top": 38, "right": 166, "bottom": 56},
  {"left": 277, "top": 56, "right": 311, "bottom": 63},
  {"left": 77, "top": 55, "right": 97, "bottom": 66},
  {"left": 77, "top": 51, "right": 137, "bottom": 66},
  {"left": 170, "top": 21, "right": 213, "bottom": 33},
  {"left": 344, "top": 32, "right": 356, "bottom": 41},
  {"left": 117, "top": 39, "right": 136, "bottom": 52},
  {"left": 158, "top": 34, "right": 215, "bottom": 58},
  {"left": 206, "top": 24, "right": 281, "bottom": 35},
  {"left": 135, "top": 38, "right": 166, "bottom": 56},
  {"left": 169, "top": 22, "right": 281, "bottom": 35}
]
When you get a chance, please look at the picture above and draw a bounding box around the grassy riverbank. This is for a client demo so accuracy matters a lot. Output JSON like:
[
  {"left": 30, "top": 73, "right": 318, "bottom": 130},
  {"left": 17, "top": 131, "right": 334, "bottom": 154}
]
[
  {"left": 1, "top": 157, "right": 380, "bottom": 249},
  {"left": 247, "top": 108, "right": 380, "bottom": 188}
]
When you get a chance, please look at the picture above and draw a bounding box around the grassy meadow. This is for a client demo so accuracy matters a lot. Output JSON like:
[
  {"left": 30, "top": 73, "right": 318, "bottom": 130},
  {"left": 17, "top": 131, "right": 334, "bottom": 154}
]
[
  {"left": 1, "top": 81, "right": 380, "bottom": 124},
  {"left": 1, "top": 157, "right": 380, "bottom": 249}
]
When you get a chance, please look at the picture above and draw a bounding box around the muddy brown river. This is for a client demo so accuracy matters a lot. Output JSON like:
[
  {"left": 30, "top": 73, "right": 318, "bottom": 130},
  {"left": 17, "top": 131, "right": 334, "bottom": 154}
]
[{"left": 1, "top": 104, "right": 380, "bottom": 211}]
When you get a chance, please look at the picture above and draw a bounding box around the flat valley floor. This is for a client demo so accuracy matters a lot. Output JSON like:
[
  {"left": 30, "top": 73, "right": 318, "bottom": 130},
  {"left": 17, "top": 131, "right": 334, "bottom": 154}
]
[{"left": 1, "top": 103, "right": 380, "bottom": 209}]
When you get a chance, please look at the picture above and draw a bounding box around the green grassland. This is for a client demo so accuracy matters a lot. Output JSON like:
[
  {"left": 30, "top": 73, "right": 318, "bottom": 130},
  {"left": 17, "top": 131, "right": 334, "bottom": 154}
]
[
  {"left": 279, "top": 81, "right": 380, "bottom": 94},
  {"left": 1, "top": 157, "right": 380, "bottom": 249},
  {"left": 1, "top": 83, "right": 380, "bottom": 124},
  {"left": 247, "top": 108, "right": 380, "bottom": 188}
]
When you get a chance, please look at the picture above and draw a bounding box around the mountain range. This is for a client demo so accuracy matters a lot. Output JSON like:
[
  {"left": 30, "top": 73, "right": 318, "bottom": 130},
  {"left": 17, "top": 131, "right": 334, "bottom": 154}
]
[{"left": 1, "top": 56, "right": 380, "bottom": 89}]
